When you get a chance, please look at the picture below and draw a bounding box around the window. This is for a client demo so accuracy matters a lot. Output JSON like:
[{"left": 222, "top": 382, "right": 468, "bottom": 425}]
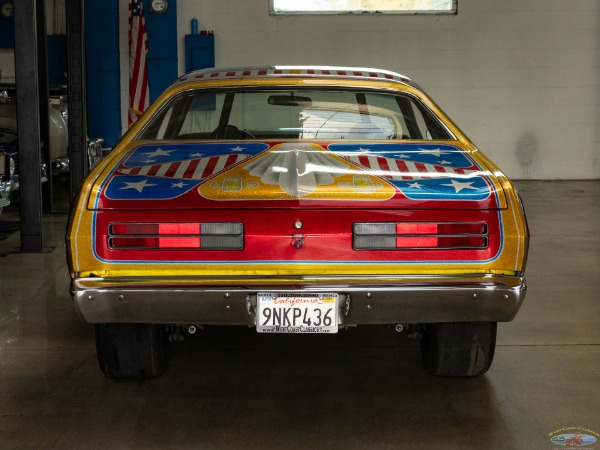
[
  {"left": 137, "top": 89, "right": 453, "bottom": 141},
  {"left": 270, "top": 0, "right": 456, "bottom": 15}
]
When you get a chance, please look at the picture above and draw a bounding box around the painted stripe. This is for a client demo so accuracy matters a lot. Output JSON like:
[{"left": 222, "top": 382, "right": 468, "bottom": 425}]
[
  {"left": 156, "top": 163, "right": 170, "bottom": 177},
  {"left": 174, "top": 160, "right": 191, "bottom": 178},
  {"left": 202, "top": 156, "right": 218, "bottom": 178},
  {"left": 367, "top": 155, "right": 381, "bottom": 171},
  {"left": 164, "top": 161, "right": 181, "bottom": 178},
  {"left": 386, "top": 158, "right": 400, "bottom": 173},
  {"left": 192, "top": 157, "right": 210, "bottom": 179},
  {"left": 212, "top": 155, "right": 229, "bottom": 174},
  {"left": 140, "top": 165, "right": 154, "bottom": 176},
  {"left": 378, "top": 157, "right": 390, "bottom": 172},
  {"left": 183, "top": 159, "right": 200, "bottom": 178},
  {"left": 147, "top": 164, "right": 161, "bottom": 176},
  {"left": 415, "top": 162, "right": 429, "bottom": 174}
]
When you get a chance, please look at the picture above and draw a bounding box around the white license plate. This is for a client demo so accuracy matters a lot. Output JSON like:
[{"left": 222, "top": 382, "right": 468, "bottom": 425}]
[{"left": 256, "top": 293, "right": 339, "bottom": 334}]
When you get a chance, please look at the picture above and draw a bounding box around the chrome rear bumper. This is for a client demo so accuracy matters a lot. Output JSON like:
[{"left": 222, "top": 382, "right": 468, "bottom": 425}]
[{"left": 71, "top": 274, "right": 526, "bottom": 325}]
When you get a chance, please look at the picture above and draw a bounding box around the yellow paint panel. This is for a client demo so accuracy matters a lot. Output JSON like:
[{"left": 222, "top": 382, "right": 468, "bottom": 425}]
[{"left": 199, "top": 143, "right": 395, "bottom": 201}]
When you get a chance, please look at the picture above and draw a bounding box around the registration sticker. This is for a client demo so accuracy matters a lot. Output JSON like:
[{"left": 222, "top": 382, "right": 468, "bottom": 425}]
[{"left": 256, "top": 293, "right": 339, "bottom": 334}]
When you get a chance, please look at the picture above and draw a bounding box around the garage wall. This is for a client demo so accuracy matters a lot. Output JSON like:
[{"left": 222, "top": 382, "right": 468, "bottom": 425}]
[{"left": 173, "top": 0, "right": 599, "bottom": 180}]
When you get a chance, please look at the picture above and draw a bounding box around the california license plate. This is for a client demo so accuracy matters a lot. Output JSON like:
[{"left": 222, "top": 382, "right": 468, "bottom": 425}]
[{"left": 256, "top": 293, "right": 339, "bottom": 333}]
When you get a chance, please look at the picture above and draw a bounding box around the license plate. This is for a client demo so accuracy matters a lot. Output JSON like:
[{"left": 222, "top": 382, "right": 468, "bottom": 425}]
[{"left": 256, "top": 293, "right": 339, "bottom": 334}]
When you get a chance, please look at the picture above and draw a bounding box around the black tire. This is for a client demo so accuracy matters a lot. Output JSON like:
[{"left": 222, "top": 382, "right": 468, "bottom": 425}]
[
  {"left": 95, "top": 323, "right": 169, "bottom": 379},
  {"left": 420, "top": 321, "right": 497, "bottom": 377}
]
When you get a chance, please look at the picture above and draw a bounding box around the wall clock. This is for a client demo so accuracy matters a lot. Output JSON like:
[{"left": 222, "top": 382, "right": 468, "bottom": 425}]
[{"left": 150, "top": 0, "right": 168, "bottom": 14}]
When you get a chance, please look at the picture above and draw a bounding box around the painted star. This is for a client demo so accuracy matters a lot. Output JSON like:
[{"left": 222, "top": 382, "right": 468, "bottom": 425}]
[
  {"left": 189, "top": 153, "right": 204, "bottom": 158},
  {"left": 142, "top": 148, "right": 175, "bottom": 157},
  {"left": 357, "top": 147, "right": 371, "bottom": 153},
  {"left": 394, "top": 154, "right": 410, "bottom": 159},
  {"left": 441, "top": 179, "right": 478, "bottom": 193},
  {"left": 119, "top": 179, "right": 158, "bottom": 193},
  {"left": 143, "top": 159, "right": 156, "bottom": 164},
  {"left": 418, "top": 148, "right": 450, "bottom": 157},
  {"left": 230, "top": 146, "right": 245, "bottom": 152},
  {"left": 437, "top": 160, "right": 452, "bottom": 165},
  {"left": 407, "top": 182, "right": 424, "bottom": 189},
  {"left": 171, "top": 182, "right": 187, "bottom": 188}
]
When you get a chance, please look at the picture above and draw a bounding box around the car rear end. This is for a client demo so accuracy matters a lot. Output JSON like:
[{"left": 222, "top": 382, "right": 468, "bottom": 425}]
[{"left": 66, "top": 67, "right": 529, "bottom": 378}]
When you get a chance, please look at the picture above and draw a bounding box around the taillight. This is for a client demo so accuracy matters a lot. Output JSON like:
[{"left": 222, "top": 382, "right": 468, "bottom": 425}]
[
  {"left": 108, "top": 222, "right": 243, "bottom": 250},
  {"left": 353, "top": 222, "right": 488, "bottom": 250}
]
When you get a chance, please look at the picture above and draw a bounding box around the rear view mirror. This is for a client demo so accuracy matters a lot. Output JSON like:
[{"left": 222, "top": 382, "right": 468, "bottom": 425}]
[{"left": 268, "top": 94, "right": 312, "bottom": 107}]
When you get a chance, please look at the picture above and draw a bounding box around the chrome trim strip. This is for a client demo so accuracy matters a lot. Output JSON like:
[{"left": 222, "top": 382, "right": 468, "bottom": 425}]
[
  {"left": 173, "top": 66, "right": 414, "bottom": 87},
  {"left": 71, "top": 274, "right": 526, "bottom": 325}
]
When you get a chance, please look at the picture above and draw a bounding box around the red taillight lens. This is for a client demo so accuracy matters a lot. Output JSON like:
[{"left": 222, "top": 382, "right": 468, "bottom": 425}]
[
  {"left": 110, "top": 223, "right": 159, "bottom": 235},
  {"left": 395, "top": 223, "right": 439, "bottom": 248},
  {"left": 158, "top": 223, "right": 201, "bottom": 235},
  {"left": 353, "top": 222, "right": 488, "bottom": 250},
  {"left": 108, "top": 223, "right": 243, "bottom": 250}
]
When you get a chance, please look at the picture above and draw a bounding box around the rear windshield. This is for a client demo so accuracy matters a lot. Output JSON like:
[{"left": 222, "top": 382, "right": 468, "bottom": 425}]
[{"left": 137, "top": 88, "right": 453, "bottom": 141}]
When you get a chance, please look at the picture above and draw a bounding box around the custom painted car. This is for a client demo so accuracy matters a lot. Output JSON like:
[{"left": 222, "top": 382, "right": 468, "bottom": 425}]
[{"left": 66, "top": 66, "right": 529, "bottom": 379}]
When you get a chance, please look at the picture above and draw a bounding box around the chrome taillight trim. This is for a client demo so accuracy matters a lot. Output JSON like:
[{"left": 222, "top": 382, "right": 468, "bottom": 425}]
[
  {"left": 107, "top": 222, "right": 244, "bottom": 250},
  {"left": 352, "top": 222, "right": 489, "bottom": 250}
]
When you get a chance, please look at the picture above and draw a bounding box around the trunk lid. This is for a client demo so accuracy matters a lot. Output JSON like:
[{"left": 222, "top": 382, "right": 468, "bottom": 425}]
[{"left": 89, "top": 141, "right": 506, "bottom": 210}]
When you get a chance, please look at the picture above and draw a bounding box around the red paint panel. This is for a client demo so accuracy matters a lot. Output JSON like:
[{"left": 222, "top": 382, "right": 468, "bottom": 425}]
[{"left": 94, "top": 208, "right": 502, "bottom": 263}]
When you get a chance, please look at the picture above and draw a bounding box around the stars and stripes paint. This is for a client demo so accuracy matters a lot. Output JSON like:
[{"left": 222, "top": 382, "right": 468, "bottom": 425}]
[
  {"left": 129, "top": 0, "right": 149, "bottom": 125},
  {"left": 103, "top": 143, "right": 270, "bottom": 200},
  {"left": 102, "top": 142, "right": 493, "bottom": 202},
  {"left": 118, "top": 154, "right": 250, "bottom": 180},
  {"left": 328, "top": 143, "right": 492, "bottom": 201}
]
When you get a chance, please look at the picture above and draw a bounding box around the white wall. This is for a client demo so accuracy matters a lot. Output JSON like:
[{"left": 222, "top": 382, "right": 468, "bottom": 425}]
[{"left": 171, "top": 0, "right": 599, "bottom": 180}]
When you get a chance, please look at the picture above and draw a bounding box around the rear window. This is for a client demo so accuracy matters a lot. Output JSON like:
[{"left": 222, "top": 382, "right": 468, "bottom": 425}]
[{"left": 138, "top": 89, "right": 453, "bottom": 141}]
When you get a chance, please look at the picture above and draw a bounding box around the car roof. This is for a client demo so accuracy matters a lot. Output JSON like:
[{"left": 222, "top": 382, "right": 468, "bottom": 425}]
[{"left": 173, "top": 65, "right": 414, "bottom": 88}]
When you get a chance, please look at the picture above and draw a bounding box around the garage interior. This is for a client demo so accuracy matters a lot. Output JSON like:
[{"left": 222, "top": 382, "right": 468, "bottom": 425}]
[{"left": 0, "top": 0, "right": 599, "bottom": 449}]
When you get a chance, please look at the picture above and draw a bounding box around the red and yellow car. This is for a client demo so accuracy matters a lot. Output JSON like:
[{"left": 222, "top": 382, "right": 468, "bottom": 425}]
[{"left": 66, "top": 66, "right": 529, "bottom": 379}]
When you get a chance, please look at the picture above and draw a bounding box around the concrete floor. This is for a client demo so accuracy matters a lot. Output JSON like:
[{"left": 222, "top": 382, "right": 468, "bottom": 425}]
[{"left": 0, "top": 180, "right": 598, "bottom": 449}]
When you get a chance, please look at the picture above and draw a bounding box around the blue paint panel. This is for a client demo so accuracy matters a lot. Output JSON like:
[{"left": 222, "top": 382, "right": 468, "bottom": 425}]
[
  {"left": 388, "top": 177, "right": 491, "bottom": 201},
  {"left": 84, "top": 0, "right": 178, "bottom": 145},
  {"left": 185, "top": 34, "right": 215, "bottom": 72},
  {"left": 144, "top": 0, "right": 178, "bottom": 102},
  {"left": 105, "top": 175, "right": 201, "bottom": 200},
  {"left": 85, "top": 0, "right": 121, "bottom": 147},
  {"left": 123, "top": 142, "right": 269, "bottom": 167}
]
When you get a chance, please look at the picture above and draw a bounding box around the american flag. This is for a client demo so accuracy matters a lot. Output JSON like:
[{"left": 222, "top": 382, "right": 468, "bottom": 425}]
[{"left": 128, "top": 0, "right": 149, "bottom": 125}]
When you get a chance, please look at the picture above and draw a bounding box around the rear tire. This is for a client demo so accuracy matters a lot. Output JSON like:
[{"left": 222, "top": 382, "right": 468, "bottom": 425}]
[
  {"left": 95, "top": 323, "right": 169, "bottom": 379},
  {"left": 420, "top": 321, "right": 497, "bottom": 377}
]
